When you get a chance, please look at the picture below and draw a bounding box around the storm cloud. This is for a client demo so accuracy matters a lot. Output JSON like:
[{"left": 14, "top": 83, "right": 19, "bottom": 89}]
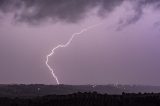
[
  {"left": 116, "top": 0, "right": 160, "bottom": 29},
  {"left": 1, "top": 0, "right": 160, "bottom": 85},
  {"left": 0, "top": 0, "right": 122, "bottom": 24},
  {"left": 0, "top": 0, "right": 159, "bottom": 25}
]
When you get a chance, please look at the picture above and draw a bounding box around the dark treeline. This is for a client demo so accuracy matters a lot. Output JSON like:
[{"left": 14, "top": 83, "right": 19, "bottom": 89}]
[
  {"left": 0, "top": 92, "right": 160, "bottom": 106},
  {"left": 1, "top": 84, "right": 160, "bottom": 97}
]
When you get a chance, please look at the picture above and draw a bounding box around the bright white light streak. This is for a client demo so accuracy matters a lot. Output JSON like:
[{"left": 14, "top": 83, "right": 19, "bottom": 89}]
[{"left": 46, "top": 23, "right": 103, "bottom": 85}]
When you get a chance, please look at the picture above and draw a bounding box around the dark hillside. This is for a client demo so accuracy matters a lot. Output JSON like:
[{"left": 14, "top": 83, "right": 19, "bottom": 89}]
[{"left": 0, "top": 84, "right": 160, "bottom": 97}]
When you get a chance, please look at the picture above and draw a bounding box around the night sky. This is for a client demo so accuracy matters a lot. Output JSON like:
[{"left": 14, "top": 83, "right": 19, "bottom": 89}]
[{"left": 0, "top": 0, "right": 160, "bottom": 85}]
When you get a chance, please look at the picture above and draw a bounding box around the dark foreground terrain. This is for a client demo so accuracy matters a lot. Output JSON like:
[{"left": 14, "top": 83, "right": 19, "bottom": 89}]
[
  {"left": 0, "top": 92, "right": 160, "bottom": 106},
  {"left": 1, "top": 84, "right": 160, "bottom": 97},
  {"left": 0, "top": 84, "right": 160, "bottom": 106}
]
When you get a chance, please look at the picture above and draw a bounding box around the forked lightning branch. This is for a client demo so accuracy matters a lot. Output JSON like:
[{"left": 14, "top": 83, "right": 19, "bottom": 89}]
[{"left": 46, "top": 23, "right": 103, "bottom": 84}]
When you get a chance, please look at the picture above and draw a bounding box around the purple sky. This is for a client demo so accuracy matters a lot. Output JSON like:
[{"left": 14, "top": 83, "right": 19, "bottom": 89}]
[{"left": 0, "top": 0, "right": 160, "bottom": 85}]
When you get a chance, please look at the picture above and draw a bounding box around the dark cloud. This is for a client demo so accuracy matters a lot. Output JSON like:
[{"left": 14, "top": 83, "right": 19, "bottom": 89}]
[
  {"left": 0, "top": 0, "right": 124, "bottom": 24},
  {"left": 117, "top": 0, "right": 144, "bottom": 30},
  {"left": 0, "top": 0, "right": 21, "bottom": 12},
  {"left": 18, "top": 0, "right": 99, "bottom": 24},
  {"left": 0, "top": 0, "right": 160, "bottom": 25},
  {"left": 115, "top": 0, "right": 160, "bottom": 30}
]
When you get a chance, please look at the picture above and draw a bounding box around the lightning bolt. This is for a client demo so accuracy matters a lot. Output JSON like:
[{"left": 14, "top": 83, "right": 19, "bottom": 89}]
[{"left": 46, "top": 23, "right": 103, "bottom": 85}]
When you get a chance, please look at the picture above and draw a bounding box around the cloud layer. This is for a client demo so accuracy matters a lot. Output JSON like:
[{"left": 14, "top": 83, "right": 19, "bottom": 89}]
[{"left": 0, "top": 0, "right": 160, "bottom": 24}]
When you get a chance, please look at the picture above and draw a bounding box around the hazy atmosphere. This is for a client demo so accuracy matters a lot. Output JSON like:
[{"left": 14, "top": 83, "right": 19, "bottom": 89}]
[{"left": 0, "top": 0, "right": 160, "bottom": 85}]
